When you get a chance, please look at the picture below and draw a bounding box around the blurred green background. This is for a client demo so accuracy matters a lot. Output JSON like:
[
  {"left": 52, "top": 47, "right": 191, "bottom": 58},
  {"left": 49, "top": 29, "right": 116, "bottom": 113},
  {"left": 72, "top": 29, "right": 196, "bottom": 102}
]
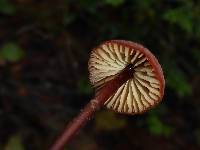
[{"left": 0, "top": 0, "right": 200, "bottom": 150}]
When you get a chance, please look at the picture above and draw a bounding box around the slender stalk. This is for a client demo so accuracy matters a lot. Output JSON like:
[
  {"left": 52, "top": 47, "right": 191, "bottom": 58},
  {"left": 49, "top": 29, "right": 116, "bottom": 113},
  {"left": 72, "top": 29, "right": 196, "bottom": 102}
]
[{"left": 49, "top": 64, "right": 134, "bottom": 150}]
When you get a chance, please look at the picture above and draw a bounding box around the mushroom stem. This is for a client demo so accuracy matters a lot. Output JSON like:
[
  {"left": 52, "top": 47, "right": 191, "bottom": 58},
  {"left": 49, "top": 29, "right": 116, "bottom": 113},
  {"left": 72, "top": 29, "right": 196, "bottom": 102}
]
[{"left": 49, "top": 64, "right": 134, "bottom": 150}]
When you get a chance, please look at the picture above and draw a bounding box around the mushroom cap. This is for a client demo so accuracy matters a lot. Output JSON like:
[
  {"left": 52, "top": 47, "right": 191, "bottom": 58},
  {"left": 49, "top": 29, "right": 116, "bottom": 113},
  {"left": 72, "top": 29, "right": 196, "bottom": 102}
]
[{"left": 88, "top": 40, "right": 165, "bottom": 115}]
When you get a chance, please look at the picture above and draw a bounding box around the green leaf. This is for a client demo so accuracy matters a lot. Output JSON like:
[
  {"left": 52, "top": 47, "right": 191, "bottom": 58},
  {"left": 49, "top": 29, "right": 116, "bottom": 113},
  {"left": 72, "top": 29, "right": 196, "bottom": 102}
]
[
  {"left": 5, "top": 134, "right": 25, "bottom": 150},
  {"left": 162, "top": 59, "right": 192, "bottom": 97},
  {"left": 163, "top": 7, "right": 193, "bottom": 33},
  {"left": 104, "top": 0, "right": 124, "bottom": 7},
  {"left": 146, "top": 115, "right": 173, "bottom": 137},
  {"left": 166, "top": 68, "right": 192, "bottom": 97},
  {"left": 162, "top": 125, "right": 173, "bottom": 137},
  {"left": 0, "top": 0, "right": 15, "bottom": 14},
  {"left": 136, "top": 0, "right": 155, "bottom": 9},
  {"left": 95, "top": 111, "right": 127, "bottom": 130},
  {"left": 147, "top": 115, "right": 163, "bottom": 136},
  {"left": 0, "top": 43, "right": 25, "bottom": 62},
  {"left": 78, "top": 77, "right": 92, "bottom": 94}
]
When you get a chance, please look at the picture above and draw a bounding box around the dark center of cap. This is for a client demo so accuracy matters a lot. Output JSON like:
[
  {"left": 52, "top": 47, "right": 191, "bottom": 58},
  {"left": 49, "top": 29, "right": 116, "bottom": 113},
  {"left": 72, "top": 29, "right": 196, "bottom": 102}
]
[{"left": 126, "top": 63, "right": 135, "bottom": 72}]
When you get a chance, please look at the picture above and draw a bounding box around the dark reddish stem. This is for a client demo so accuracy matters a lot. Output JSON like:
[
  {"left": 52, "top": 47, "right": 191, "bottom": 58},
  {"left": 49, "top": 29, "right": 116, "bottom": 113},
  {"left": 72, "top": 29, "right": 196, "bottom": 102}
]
[{"left": 49, "top": 64, "right": 134, "bottom": 150}]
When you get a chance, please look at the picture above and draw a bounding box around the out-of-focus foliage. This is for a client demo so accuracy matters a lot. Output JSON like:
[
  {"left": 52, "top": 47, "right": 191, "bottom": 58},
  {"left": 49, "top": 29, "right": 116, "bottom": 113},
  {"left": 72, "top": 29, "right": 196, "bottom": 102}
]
[
  {"left": 163, "top": 0, "right": 200, "bottom": 38},
  {"left": 147, "top": 114, "right": 173, "bottom": 137},
  {"left": 163, "top": 7, "right": 193, "bottom": 33},
  {"left": 95, "top": 111, "right": 127, "bottom": 130},
  {"left": 164, "top": 64, "right": 192, "bottom": 97},
  {"left": 104, "top": 0, "right": 125, "bottom": 7},
  {"left": 0, "top": 43, "right": 25, "bottom": 63},
  {"left": 5, "top": 134, "right": 24, "bottom": 150},
  {"left": 0, "top": 0, "right": 15, "bottom": 14},
  {"left": 78, "top": 77, "right": 92, "bottom": 94}
]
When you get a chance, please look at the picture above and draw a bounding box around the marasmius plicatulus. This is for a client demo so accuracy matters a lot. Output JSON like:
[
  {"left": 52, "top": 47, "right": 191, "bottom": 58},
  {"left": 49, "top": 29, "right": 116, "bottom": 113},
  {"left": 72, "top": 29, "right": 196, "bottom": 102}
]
[{"left": 50, "top": 40, "right": 165, "bottom": 150}]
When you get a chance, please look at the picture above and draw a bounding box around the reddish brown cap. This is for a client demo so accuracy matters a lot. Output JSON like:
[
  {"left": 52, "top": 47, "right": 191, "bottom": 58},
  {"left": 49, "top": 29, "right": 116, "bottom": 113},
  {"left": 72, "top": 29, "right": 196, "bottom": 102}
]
[{"left": 88, "top": 40, "right": 165, "bottom": 115}]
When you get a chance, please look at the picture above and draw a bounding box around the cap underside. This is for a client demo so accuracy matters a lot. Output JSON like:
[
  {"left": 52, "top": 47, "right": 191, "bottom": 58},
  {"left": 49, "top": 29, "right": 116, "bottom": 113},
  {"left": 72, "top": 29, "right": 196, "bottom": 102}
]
[{"left": 88, "top": 41, "right": 162, "bottom": 114}]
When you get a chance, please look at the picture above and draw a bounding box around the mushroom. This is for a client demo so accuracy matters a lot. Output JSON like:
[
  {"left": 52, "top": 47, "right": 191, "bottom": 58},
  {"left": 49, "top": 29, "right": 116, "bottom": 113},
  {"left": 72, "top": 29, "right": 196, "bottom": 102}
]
[
  {"left": 50, "top": 40, "right": 165, "bottom": 150},
  {"left": 89, "top": 40, "right": 164, "bottom": 114}
]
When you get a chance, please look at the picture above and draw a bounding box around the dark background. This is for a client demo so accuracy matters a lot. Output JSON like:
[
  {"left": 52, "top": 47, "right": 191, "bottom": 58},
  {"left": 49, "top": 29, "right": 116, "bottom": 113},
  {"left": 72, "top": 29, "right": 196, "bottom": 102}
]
[{"left": 0, "top": 0, "right": 200, "bottom": 150}]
